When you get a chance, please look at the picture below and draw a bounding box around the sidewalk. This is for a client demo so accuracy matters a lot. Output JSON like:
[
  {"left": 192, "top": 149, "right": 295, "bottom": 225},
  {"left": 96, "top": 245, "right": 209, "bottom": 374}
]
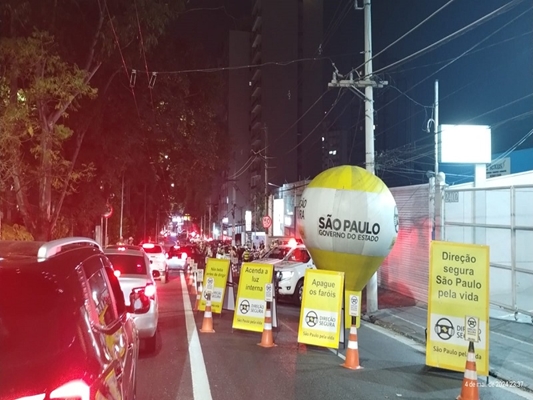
[{"left": 361, "top": 288, "right": 533, "bottom": 393}]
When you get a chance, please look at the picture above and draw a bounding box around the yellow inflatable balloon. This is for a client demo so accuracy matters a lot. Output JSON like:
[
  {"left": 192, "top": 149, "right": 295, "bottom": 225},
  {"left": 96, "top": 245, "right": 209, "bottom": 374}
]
[{"left": 297, "top": 166, "right": 398, "bottom": 291}]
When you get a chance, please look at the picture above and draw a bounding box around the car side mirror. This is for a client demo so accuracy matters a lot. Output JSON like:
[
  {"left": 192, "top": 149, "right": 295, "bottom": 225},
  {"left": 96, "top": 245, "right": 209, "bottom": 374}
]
[
  {"left": 152, "top": 270, "right": 160, "bottom": 278},
  {"left": 128, "top": 289, "right": 151, "bottom": 314}
]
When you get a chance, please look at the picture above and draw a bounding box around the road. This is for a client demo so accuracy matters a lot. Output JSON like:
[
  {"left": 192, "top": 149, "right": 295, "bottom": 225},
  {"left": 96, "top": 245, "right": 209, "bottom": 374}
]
[{"left": 136, "top": 270, "right": 533, "bottom": 400}]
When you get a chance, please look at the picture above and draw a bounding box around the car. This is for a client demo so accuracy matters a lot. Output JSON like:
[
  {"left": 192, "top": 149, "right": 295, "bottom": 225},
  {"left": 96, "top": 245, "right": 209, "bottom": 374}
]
[
  {"left": 166, "top": 245, "right": 188, "bottom": 269},
  {"left": 106, "top": 244, "right": 145, "bottom": 252},
  {"left": 141, "top": 243, "right": 169, "bottom": 283},
  {"left": 0, "top": 237, "right": 150, "bottom": 400},
  {"left": 104, "top": 247, "right": 159, "bottom": 352},
  {"left": 255, "top": 244, "right": 316, "bottom": 305},
  {"left": 168, "top": 244, "right": 205, "bottom": 270}
]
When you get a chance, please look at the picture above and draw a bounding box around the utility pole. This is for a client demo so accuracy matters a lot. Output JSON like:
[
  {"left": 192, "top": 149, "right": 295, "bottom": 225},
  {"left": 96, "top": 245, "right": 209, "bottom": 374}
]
[
  {"left": 433, "top": 79, "right": 442, "bottom": 241},
  {"left": 328, "top": 0, "right": 386, "bottom": 313},
  {"left": 264, "top": 124, "right": 270, "bottom": 247},
  {"left": 119, "top": 173, "right": 124, "bottom": 239}
]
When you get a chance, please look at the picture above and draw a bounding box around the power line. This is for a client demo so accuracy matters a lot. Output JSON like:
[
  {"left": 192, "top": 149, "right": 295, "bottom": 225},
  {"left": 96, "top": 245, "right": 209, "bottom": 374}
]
[
  {"left": 104, "top": 0, "right": 141, "bottom": 118},
  {"left": 355, "top": 0, "right": 456, "bottom": 78},
  {"left": 372, "top": 0, "right": 526, "bottom": 77},
  {"left": 375, "top": 4, "right": 532, "bottom": 114}
]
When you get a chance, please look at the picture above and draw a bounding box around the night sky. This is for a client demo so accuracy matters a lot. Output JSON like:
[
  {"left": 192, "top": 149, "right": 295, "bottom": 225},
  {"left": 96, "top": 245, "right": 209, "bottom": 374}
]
[{"left": 173, "top": 0, "right": 532, "bottom": 179}]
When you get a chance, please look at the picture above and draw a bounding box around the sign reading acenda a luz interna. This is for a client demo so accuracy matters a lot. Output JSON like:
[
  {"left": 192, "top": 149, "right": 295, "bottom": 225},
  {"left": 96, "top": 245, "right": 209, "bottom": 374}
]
[
  {"left": 232, "top": 263, "right": 273, "bottom": 333},
  {"left": 426, "top": 241, "right": 490, "bottom": 375},
  {"left": 198, "top": 258, "right": 230, "bottom": 314},
  {"left": 298, "top": 269, "right": 344, "bottom": 349}
]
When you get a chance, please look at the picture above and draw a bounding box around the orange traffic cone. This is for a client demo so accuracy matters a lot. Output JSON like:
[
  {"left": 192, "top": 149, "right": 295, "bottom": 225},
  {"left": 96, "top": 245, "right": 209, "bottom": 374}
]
[
  {"left": 457, "top": 341, "right": 479, "bottom": 400},
  {"left": 342, "top": 325, "right": 362, "bottom": 370},
  {"left": 190, "top": 272, "right": 197, "bottom": 295},
  {"left": 258, "top": 307, "right": 276, "bottom": 348},
  {"left": 194, "top": 284, "right": 203, "bottom": 311},
  {"left": 199, "top": 298, "right": 215, "bottom": 333}
]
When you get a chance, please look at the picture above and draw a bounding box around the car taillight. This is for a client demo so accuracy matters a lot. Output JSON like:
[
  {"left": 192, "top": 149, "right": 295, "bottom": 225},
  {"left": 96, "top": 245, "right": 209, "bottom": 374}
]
[
  {"left": 114, "top": 270, "right": 121, "bottom": 277},
  {"left": 49, "top": 380, "right": 90, "bottom": 400},
  {"left": 144, "top": 283, "right": 156, "bottom": 298},
  {"left": 181, "top": 252, "right": 187, "bottom": 260}
]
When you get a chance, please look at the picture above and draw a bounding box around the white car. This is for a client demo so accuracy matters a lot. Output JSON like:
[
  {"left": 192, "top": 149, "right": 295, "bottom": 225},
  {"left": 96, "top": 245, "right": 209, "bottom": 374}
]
[
  {"left": 105, "top": 247, "right": 159, "bottom": 352},
  {"left": 141, "top": 243, "right": 169, "bottom": 283},
  {"left": 256, "top": 244, "right": 316, "bottom": 305}
]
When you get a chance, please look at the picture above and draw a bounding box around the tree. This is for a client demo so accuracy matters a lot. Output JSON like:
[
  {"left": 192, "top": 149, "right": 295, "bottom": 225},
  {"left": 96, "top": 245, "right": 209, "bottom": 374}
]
[{"left": 0, "top": 0, "right": 185, "bottom": 240}]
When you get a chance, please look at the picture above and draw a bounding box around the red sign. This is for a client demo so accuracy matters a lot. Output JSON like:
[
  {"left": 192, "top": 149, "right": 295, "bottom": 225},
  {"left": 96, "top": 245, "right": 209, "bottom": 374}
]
[{"left": 262, "top": 216, "right": 272, "bottom": 229}]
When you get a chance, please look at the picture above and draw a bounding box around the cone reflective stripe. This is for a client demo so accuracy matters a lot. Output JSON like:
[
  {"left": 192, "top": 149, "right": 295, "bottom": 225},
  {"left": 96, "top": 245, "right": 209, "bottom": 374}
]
[
  {"left": 200, "top": 298, "right": 215, "bottom": 333},
  {"left": 258, "top": 307, "right": 276, "bottom": 348},
  {"left": 457, "top": 341, "right": 479, "bottom": 400},
  {"left": 342, "top": 325, "right": 362, "bottom": 370}
]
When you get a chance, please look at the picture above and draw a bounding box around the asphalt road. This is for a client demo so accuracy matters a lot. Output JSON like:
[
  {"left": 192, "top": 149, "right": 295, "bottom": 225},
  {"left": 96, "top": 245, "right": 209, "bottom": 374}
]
[{"left": 136, "top": 270, "right": 533, "bottom": 400}]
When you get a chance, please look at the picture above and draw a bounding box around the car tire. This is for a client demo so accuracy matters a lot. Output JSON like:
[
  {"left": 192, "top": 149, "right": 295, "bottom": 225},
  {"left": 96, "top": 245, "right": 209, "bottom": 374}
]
[
  {"left": 165, "top": 271, "right": 169, "bottom": 283},
  {"left": 144, "top": 333, "right": 157, "bottom": 353},
  {"left": 293, "top": 279, "right": 304, "bottom": 306}
]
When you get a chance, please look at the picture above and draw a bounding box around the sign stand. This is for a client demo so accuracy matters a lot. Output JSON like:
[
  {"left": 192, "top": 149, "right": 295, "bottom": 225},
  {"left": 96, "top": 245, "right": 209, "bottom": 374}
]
[
  {"left": 270, "top": 278, "right": 278, "bottom": 329},
  {"left": 223, "top": 268, "right": 235, "bottom": 311}
]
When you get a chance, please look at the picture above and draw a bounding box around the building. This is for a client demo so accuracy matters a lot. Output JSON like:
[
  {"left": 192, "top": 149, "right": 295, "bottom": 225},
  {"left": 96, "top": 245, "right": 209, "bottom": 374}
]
[{"left": 221, "top": 0, "right": 325, "bottom": 243}]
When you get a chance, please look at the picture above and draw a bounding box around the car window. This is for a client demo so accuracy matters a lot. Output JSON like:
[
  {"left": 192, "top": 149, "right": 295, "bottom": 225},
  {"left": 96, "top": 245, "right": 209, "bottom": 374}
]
[
  {"left": 0, "top": 266, "right": 78, "bottom": 367},
  {"left": 263, "top": 247, "right": 289, "bottom": 260},
  {"left": 83, "top": 258, "right": 118, "bottom": 327},
  {"left": 142, "top": 245, "right": 164, "bottom": 254},
  {"left": 289, "top": 249, "right": 310, "bottom": 263},
  {"left": 102, "top": 262, "right": 127, "bottom": 316},
  {"left": 106, "top": 254, "right": 147, "bottom": 275}
]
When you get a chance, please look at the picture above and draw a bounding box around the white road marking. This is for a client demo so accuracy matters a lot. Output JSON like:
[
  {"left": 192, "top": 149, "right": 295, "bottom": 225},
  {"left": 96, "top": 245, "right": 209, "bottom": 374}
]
[
  {"left": 180, "top": 272, "right": 213, "bottom": 400},
  {"left": 491, "top": 330, "right": 533, "bottom": 347}
]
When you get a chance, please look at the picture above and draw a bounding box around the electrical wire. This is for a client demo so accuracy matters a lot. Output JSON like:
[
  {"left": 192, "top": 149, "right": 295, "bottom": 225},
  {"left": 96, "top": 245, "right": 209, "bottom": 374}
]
[
  {"left": 104, "top": 0, "right": 141, "bottom": 118},
  {"left": 281, "top": 89, "right": 347, "bottom": 156},
  {"left": 375, "top": 4, "right": 532, "bottom": 115},
  {"left": 134, "top": 0, "right": 155, "bottom": 109},
  {"left": 372, "top": 0, "right": 525, "bottom": 77},
  {"left": 356, "top": 0, "right": 456, "bottom": 78}
]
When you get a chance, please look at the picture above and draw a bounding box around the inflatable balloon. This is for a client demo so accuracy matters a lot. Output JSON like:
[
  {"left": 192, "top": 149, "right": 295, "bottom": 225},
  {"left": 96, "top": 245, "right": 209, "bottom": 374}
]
[{"left": 297, "top": 165, "right": 398, "bottom": 291}]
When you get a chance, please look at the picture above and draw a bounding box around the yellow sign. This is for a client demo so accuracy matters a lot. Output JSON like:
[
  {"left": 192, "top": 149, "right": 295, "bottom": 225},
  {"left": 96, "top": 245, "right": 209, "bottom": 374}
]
[
  {"left": 232, "top": 263, "right": 274, "bottom": 332},
  {"left": 426, "top": 241, "right": 490, "bottom": 375},
  {"left": 344, "top": 290, "right": 361, "bottom": 329},
  {"left": 199, "top": 258, "right": 230, "bottom": 314},
  {"left": 298, "top": 269, "right": 344, "bottom": 349}
]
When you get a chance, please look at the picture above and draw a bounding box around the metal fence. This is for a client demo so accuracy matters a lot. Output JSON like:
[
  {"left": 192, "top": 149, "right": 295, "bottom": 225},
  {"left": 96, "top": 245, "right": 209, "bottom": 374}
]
[{"left": 442, "top": 184, "right": 533, "bottom": 320}]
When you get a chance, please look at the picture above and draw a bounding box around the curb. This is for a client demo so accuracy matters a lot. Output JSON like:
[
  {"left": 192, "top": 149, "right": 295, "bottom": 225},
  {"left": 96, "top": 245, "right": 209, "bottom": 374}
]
[{"left": 362, "top": 313, "right": 533, "bottom": 394}]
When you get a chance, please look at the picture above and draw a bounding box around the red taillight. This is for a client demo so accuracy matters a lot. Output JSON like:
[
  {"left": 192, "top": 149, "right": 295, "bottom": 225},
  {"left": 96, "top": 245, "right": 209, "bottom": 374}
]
[
  {"left": 114, "top": 270, "right": 121, "bottom": 277},
  {"left": 144, "top": 283, "right": 156, "bottom": 298},
  {"left": 181, "top": 252, "right": 187, "bottom": 260},
  {"left": 50, "top": 380, "right": 90, "bottom": 400}
]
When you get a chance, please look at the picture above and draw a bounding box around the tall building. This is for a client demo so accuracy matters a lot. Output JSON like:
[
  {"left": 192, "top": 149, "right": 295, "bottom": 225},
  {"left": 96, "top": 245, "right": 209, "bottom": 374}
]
[
  {"left": 223, "top": 0, "right": 325, "bottom": 239},
  {"left": 248, "top": 0, "right": 324, "bottom": 228}
]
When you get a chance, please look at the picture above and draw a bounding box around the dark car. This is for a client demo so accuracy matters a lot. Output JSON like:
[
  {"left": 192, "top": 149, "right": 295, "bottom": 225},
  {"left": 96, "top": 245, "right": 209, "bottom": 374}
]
[
  {"left": 0, "top": 237, "right": 150, "bottom": 400},
  {"left": 168, "top": 244, "right": 206, "bottom": 269}
]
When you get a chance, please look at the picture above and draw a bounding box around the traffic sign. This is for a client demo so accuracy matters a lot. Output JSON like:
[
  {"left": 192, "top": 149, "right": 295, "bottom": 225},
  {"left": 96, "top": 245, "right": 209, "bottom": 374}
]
[
  {"left": 349, "top": 294, "right": 360, "bottom": 317},
  {"left": 262, "top": 215, "right": 272, "bottom": 229},
  {"left": 265, "top": 283, "right": 273, "bottom": 302},
  {"left": 205, "top": 277, "right": 215, "bottom": 295},
  {"left": 465, "top": 315, "right": 480, "bottom": 342}
]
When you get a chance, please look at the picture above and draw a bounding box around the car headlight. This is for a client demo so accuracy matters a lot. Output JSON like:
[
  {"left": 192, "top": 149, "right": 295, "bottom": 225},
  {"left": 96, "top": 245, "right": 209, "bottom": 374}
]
[{"left": 279, "top": 271, "right": 294, "bottom": 280}]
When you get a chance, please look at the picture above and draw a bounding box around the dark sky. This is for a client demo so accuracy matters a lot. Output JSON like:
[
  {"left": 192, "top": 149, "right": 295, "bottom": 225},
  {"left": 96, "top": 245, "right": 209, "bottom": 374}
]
[{"left": 173, "top": 0, "right": 532, "bottom": 158}]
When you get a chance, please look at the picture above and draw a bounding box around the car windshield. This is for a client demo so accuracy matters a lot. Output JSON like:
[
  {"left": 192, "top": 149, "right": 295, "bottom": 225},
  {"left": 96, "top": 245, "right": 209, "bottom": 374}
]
[
  {"left": 263, "top": 247, "right": 290, "bottom": 260},
  {"left": 106, "top": 254, "right": 147, "bottom": 275},
  {"left": 0, "top": 267, "right": 77, "bottom": 368},
  {"left": 142, "top": 245, "right": 164, "bottom": 254}
]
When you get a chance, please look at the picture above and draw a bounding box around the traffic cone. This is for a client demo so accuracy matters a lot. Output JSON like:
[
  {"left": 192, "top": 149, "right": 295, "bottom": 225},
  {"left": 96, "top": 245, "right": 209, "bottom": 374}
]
[
  {"left": 341, "top": 325, "right": 362, "bottom": 370},
  {"left": 199, "top": 298, "right": 215, "bottom": 333},
  {"left": 258, "top": 307, "right": 276, "bottom": 348},
  {"left": 457, "top": 341, "right": 479, "bottom": 400},
  {"left": 194, "top": 283, "right": 203, "bottom": 311},
  {"left": 190, "top": 272, "right": 197, "bottom": 295}
]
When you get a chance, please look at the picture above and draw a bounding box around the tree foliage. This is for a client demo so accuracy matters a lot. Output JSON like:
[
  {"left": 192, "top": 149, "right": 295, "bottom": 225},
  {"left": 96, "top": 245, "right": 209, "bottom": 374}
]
[{"left": 0, "top": 0, "right": 230, "bottom": 241}]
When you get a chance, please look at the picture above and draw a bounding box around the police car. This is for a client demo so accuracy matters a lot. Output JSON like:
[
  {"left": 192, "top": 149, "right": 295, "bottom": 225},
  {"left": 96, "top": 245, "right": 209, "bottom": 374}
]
[{"left": 256, "top": 243, "right": 316, "bottom": 305}]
